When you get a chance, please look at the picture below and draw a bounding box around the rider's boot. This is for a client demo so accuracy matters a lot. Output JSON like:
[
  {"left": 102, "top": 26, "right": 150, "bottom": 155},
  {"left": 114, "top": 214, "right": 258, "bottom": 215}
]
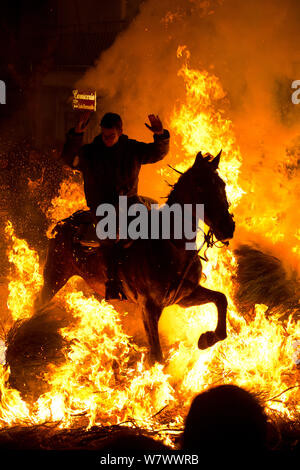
[
  {"left": 79, "top": 221, "right": 100, "bottom": 248},
  {"left": 102, "top": 243, "right": 127, "bottom": 301}
]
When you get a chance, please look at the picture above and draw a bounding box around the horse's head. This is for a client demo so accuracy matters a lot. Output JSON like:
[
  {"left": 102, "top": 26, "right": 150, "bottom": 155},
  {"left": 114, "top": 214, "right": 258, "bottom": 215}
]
[
  {"left": 167, "top": 150, "right": 235, "bottom": 243},
  {"left": 190, "top": 150, "right": 235, "bottom": 242}
]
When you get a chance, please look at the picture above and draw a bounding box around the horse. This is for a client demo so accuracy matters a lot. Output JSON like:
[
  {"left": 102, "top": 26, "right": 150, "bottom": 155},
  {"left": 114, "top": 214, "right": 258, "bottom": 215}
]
[{"left": 35, "top": 150, "right": 235, "bottom": 364}]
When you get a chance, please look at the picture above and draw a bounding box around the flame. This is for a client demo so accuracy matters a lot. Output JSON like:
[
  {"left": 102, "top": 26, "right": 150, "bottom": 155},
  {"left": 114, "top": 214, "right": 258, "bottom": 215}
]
[
  {"left": 36, "top": 291, "right": 174, "bottom": 429},
  {"left": 46, "top": 175, "right": 87, "bottom": 238},
  {"left": 0, "top": 49, "right": 299, "bottom": 444},
  {"left": 4, "top": 221, "right": 43, "bottom": 321},
  {"left": 169, "top": 46, "right": 244, "bottom": 207}
]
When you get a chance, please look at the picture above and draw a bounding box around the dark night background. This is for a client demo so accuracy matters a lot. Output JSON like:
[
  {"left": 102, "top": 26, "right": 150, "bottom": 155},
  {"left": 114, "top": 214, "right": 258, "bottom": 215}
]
[
  {"left": 0, "top": 0, "right": 142, "bottom": 142},
  {"left": 0, "top": 1, "right": 143, "bottom": 321}
]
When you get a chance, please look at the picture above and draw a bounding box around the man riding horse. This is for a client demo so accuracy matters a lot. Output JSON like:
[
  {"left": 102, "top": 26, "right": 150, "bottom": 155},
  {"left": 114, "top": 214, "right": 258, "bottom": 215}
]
[{"left": 61, "top": 111, "right": 170, "bottom": 301}]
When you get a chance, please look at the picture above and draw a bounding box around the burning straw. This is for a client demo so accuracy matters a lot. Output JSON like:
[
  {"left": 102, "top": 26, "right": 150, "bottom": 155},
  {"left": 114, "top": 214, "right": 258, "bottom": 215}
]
[{"left": 0, "top": 0, "right": 300, "bottom": 453}]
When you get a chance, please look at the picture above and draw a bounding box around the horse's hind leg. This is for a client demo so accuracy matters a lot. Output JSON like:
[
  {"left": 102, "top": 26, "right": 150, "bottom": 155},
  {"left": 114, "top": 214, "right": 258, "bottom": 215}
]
[
  {"left": 178, "top": 285, "right": 227, "bottom": 350},
  {"left": 35, "top": 238, "right": 72, "bottom": 310},
  {"left": 142, "top": 300, "right": 163, "bottom": 365}
]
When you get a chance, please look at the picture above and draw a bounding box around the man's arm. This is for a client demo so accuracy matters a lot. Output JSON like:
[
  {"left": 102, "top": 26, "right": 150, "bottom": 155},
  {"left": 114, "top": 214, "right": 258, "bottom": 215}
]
[
  {"left": 60, "top": 110, "right": 92, "bottom": 170},
  {"left": 136, "top": 115, "right": 170, "bottom": 165}
]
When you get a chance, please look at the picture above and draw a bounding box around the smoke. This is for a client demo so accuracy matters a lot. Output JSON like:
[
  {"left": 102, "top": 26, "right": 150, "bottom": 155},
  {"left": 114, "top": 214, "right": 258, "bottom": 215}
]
[{"left": 77, "top": 0, "right": 300, "bottom": 274}]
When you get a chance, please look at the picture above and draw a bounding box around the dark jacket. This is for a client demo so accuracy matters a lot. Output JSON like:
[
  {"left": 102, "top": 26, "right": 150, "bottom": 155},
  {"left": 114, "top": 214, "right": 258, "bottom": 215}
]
[{"left": 61, "top": 128, "right": 170, "bottom": 211}]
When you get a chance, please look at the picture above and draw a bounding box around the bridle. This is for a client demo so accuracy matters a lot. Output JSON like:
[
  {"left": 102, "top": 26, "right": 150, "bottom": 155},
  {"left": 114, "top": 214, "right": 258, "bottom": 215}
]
[{"left": 199, "top": 228, "right": 229, "bottom": 262}]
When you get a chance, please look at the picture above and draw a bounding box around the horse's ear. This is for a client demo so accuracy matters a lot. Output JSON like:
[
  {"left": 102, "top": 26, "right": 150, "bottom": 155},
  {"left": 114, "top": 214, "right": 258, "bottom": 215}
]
[
  {"left": 193, "top": 151, "right": 204, "bottom": 167},
  {"left": 211, "top": 149, "right": 222, "bottom": 170}
]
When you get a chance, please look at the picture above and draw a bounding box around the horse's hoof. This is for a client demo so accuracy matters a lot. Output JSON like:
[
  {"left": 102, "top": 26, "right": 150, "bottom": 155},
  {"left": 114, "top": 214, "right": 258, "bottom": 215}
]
[
  {"left": 216, "top": 330, "right": 227, "bottom": 341},
  {"left": 198, "top": 330, "right": 226, "bottom": 350},
  {"left": 198, "top": 331, "right": 217, "bottom": 350}
]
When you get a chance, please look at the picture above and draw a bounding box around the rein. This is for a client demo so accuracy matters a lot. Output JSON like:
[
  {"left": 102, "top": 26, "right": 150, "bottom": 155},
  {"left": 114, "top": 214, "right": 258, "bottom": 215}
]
[{"left": 199, "top": 229, "right": 229, "bottom": 262}]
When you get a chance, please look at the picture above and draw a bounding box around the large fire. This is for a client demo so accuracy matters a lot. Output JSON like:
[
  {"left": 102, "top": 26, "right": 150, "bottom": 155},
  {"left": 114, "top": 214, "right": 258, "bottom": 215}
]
[{"left": 0, "top": 50, "right": 299, "bottom": 447}]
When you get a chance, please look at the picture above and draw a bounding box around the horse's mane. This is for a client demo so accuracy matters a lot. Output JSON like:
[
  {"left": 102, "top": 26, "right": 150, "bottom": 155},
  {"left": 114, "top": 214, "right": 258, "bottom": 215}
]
[
  {"left": 166, "top": 169, "right": 191, "bottom": 205},
  {"left": 166, "top": 157, "right": 216, "bottom": 205}
]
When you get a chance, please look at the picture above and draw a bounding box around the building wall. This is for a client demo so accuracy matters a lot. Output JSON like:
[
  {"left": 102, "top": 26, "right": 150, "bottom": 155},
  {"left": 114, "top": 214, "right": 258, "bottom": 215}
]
[
  {"left": 57, "top": 0, "right": 124, "bottom": 25},
  {"left": 4, "top": 0, "right": 143, "bottom": 147}
]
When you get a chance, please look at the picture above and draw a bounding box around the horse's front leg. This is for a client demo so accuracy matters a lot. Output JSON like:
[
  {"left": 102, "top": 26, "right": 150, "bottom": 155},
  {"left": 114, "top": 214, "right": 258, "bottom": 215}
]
[
  {"left": 141, "top": 300, "right": 163, "bottom": 365},
  {"left": 178, "top": 285, "right": 227, "bottom": 349}
]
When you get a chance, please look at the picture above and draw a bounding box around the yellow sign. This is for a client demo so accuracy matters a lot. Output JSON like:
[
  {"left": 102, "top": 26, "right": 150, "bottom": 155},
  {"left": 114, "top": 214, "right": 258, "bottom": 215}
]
[{"left": 72, "top": 90, "right": 96, "bottom": 111}]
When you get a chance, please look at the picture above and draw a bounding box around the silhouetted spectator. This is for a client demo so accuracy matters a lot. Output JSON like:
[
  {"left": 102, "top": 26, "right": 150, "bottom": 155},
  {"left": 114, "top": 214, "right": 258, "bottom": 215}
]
[{"left": 182, "top": 384, "right": 268, "bottom": 458}]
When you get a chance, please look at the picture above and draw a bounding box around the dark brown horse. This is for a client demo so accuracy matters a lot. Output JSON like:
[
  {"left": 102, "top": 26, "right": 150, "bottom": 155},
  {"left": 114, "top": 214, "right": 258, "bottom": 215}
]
[{"left": 35, "top": 151, "right": 235, "bottom": 363}]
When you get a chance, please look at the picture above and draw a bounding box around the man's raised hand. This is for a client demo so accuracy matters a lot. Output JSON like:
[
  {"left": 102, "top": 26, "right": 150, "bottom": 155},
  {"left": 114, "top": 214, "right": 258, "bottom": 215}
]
[
  {"left": 75, "top": 110, "right": 93, "bottom": 133},
  {"left": 145, "top": 114, "right": 164, "bottom": 135}
]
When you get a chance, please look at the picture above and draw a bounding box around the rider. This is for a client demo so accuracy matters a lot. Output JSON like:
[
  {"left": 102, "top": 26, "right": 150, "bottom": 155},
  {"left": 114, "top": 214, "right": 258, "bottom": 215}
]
[{"left": 60, "top": 111, "right": 170, "bottom": 300}]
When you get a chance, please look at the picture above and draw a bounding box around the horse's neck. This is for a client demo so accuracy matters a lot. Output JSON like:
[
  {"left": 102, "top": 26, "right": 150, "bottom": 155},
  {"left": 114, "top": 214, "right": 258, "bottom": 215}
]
[{"left": 165, "top": 189, "right": 204, "bottom": 251}]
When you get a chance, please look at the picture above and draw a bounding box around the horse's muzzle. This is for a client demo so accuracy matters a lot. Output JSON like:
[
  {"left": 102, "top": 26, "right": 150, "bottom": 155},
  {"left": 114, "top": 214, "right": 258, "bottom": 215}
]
[{"left": 213, "top": 215, "right": 235, "bottom": 242}]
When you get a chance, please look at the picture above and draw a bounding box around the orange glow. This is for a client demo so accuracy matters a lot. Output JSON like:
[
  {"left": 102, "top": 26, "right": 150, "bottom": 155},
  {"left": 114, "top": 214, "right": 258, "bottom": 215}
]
[{"left": 0, "top": 50, "right": 299, "bottom": 442}]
